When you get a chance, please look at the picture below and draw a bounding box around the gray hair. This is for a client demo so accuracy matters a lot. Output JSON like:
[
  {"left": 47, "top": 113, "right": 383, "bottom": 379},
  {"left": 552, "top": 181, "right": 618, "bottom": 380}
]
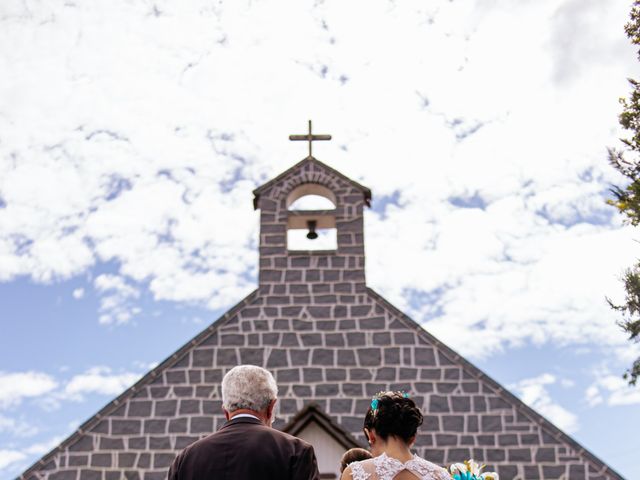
[{"left": 221, "top": 365, "right": 278, "bottom": 413}]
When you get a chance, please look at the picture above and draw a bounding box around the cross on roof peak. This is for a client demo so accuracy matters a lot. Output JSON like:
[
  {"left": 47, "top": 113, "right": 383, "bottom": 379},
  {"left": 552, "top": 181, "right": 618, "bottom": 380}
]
[{"left": 289, "top": 120, "right": 331, "bottom": 158}]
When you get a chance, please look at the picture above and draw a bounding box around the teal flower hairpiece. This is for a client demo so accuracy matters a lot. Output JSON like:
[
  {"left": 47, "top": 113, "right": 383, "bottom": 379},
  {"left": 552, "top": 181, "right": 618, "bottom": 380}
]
[{"left": 370, "top": 391, "right": 411, "bottom": 417}]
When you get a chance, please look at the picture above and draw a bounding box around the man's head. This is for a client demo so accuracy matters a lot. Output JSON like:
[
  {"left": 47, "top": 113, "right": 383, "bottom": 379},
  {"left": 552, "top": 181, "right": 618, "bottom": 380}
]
[{"left": 221, "top": 365, "right": 278, "bottom": 425}]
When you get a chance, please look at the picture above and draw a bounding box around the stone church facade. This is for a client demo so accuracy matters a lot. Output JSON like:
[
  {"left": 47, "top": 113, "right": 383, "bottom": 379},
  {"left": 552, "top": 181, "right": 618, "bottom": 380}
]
[{"left": 20, "top": 157, "right": 623, "bottom": 480}]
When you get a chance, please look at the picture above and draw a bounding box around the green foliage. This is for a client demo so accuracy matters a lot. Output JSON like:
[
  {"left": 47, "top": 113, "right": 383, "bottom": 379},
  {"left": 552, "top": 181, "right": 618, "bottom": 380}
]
[
  {"left": 607, "top": 270, "right": 640, "bottom": 385},
  {"left": 608, "top": 0, "right": 640, "bottom": 386}
]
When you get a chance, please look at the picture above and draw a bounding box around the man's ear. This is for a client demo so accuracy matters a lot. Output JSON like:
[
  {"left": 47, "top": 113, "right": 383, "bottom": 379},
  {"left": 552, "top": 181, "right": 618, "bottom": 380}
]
[
  {"left": 266, "top": 398, "right": 277, "bottom": 420},
  {"left": 223, "top": 407, "right": 230, "bottom": 421}
]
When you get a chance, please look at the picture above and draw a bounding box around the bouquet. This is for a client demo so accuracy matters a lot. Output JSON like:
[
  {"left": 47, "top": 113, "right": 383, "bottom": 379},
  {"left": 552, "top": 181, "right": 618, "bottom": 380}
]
[{"left": 449, "top": 460, "right": 499, "bottom": 480}]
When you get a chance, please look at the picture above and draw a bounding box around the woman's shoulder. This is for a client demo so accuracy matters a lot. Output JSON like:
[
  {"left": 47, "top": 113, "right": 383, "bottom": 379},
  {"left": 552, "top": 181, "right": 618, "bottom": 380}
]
[
  {"left": 352, "top": 457, "right": 376, "bottom": 472},
  {"left": 341, "top": 458, "right": 376, "bottom": 480}
]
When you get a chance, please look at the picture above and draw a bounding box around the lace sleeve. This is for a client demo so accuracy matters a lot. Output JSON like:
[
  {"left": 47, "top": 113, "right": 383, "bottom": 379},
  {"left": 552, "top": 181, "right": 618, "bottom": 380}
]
[
  {"left": 434, "top": 466, "right": 451, "bottom": 480},
  {"left": 350, "top": 461, "right": 372, "bottom": 480}
]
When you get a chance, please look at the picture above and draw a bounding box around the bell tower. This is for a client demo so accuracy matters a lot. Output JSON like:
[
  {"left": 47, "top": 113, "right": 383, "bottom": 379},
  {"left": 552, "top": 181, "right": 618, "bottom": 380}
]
[{"left": 252, "top": 124, "right": 371, "bottom": 299}]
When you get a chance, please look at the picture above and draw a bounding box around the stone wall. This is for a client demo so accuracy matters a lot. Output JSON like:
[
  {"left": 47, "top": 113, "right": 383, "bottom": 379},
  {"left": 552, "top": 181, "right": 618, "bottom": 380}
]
[{"left": 21, "top": 286, "right": 620, "bottom": 480}]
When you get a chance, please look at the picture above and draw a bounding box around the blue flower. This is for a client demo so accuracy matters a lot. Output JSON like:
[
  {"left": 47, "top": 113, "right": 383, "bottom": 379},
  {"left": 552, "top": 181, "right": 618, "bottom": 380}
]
[{"left": 453, "top": 473, "right": 479, "bottom": 480}]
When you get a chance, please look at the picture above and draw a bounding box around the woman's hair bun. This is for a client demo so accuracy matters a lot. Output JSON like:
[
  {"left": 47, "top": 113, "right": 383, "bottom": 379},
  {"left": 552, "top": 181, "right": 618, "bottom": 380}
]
[{"left": 363, "top": 392, "right": 423, "bottom": 442}]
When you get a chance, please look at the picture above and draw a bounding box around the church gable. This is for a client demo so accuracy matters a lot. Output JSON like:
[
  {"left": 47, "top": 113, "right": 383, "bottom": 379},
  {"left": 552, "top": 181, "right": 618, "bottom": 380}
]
[{"left": 21, "top": 144, "right": 622, "bottom": 480}]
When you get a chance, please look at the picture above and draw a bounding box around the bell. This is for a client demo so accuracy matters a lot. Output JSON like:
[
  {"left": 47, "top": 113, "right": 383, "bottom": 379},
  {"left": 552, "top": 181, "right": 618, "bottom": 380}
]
[{"left": 306, "top": 220, "right": 318, "bottom": 240}]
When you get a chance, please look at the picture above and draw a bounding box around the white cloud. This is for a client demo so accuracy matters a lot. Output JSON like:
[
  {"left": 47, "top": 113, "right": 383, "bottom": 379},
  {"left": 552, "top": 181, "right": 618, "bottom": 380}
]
[
  {"left": 509, "top": 374, "right": 579, "bottom": 434},
  {"left": 586, "top": 384, "right": 603, "bottom": 407},
  {"left": 132, "top": 360, "right": 159, "bottom": 371},
  {"left": 0, "top": 415, "right": 38, "bottom": 437},
  {"left": 0, "top": 450, "right": 26, "bottom": 471},
  {"left": 0, "top": 0, "right": 636, "bottom": 366},
  {"left": 0, "top": 367, "right": 144, "bottom": 412},
  {"left": 586, "top": 374, "right": 640, "bottom": 407},
  {"left": 22, "top": 436, "right": 65, "bottom": 456},
  {"left": 560, "top": 378, "right": 575, "bottom": 388},
  {"left": 94, "top": 274, "right": 141, "bottom": 325},
  {"left": 72, "top": 287, "right": 84, "bottom": 299},
  {"left": 549, "top": 0, "right": 632, "bottom": 85},
  {"left": 0, "top": 436, "right": 65, "bottom": 476},
  {"left": 94, "top": 274, "right": 139, "bottom": 297},
  {"left": 61, "top": 367, "right": 142, "bottom": 401},
  {"left": 370, "top": 206, "right": 638, "bottom": 360},
  {"left": 0, "top": 372, "right": 58, "bottom": 409}
]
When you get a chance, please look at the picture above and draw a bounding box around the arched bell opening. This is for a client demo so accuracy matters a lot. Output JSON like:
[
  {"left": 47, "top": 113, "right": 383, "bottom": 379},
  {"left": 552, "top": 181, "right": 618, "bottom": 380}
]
[
  {"left": 288, "top": 195, "right": 336, "bottom": 210},
  {"left": 286, "top": 184, "right": 337, "bottom": 210},
  {"left": 285, "top": 183, "right": 337, "bottom": 251}
]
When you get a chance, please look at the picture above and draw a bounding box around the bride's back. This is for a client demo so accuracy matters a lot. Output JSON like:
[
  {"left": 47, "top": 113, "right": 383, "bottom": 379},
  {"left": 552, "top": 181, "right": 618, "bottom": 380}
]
[{"left": 347, "top": 453, "right": 449, "bottom": 480}]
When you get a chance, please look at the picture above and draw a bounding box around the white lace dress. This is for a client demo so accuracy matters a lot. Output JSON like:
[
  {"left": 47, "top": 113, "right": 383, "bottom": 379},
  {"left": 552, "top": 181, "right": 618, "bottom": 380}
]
[{"left": 349, "top": 453, "right": 450, "bottom": 480}]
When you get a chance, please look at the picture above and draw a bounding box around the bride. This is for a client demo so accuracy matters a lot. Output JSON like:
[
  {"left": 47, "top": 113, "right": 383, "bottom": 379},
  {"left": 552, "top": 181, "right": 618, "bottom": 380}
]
[{"left": 340, "top": 391, "right": 450, "bottom": 480}]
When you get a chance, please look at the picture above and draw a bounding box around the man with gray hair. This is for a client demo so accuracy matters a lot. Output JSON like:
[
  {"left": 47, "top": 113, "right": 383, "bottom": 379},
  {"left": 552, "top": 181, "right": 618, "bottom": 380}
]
[{"left": 168, "top": 365, "right": 320, "bottom": 480}]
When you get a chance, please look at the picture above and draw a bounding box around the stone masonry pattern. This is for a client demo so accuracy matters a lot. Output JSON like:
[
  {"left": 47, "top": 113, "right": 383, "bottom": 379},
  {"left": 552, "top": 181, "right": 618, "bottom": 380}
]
[{"left": 20, "top": 158, "right": 623, "bottom": 480}]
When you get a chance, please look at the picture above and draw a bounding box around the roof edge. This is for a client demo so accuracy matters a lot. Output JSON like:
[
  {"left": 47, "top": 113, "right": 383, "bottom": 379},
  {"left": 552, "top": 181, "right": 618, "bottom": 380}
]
[
  {"left": 282, "top": 403, "right": 364, "bottom": 450},
  {"left": 252, "top": 156, "right": 372, "bottom": 209},
  {"left": 18, "top": 289, "right": 260, "bottom": 480},
  {"left": 365, "top": 287, "right": 625, "bottom": 480}
]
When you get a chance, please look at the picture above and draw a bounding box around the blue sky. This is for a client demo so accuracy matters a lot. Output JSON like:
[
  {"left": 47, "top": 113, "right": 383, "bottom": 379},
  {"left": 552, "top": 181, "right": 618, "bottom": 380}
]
[{"left": 1, "top": 0, "right": 640, "bottom": 478}]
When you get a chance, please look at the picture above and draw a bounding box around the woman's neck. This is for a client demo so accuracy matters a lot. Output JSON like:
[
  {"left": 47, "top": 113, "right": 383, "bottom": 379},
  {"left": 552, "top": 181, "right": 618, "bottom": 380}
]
[{"left": 378, "top": 437, "right": 413, "bottom": 463}]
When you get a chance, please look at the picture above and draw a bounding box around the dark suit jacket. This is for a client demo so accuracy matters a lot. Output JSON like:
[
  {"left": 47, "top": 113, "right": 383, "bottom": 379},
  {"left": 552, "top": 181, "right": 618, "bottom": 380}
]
[{"left": 167, "top": 416, "right": 320, "bottom": 480}]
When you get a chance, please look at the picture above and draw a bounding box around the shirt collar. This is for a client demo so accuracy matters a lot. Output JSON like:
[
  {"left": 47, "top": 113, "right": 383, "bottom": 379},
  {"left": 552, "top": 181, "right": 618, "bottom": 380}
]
[{"left": 230, "top": 413, "right": 260, "bottom": 421}]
